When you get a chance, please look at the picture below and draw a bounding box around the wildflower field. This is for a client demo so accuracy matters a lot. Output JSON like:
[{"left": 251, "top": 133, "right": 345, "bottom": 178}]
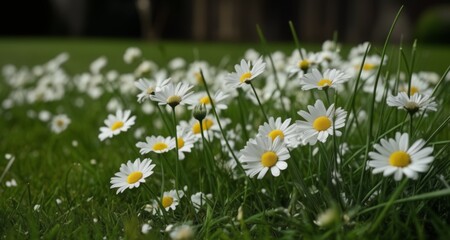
[{"left": 1, "top": 25, "right": 450, "bottom": 239}]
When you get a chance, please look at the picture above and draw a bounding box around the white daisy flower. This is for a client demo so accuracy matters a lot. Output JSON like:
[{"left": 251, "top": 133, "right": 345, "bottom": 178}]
[
  {"left": 134, "top": 60, "right": 158, "bottom": 78},
  {"left": 387, "top": 92, "right": 437, "bottom": 115},
  {"left": 287, "top": 48, "right": 319, "bottom": 77},
  {"left": 123, "top": 47, "right": 142, "bottom": 64},
  {"left": 110, "top": 158, "right": 156, "bottom": 194},
  {"left": 135, "top": 76, "right": 170, "bottom": 103},
  {"left": 296, "top": 100, "right": 347, "bottom": 145},
  {"left": 300, "top": 68, "right": 350, "bottom": 91},
  {"left": 145, "top": 190, "right": 184, "bottom": 214},
  {"left": 176, "top": 125, "right": 197, "bottom": 160},
  {"left": 98, "top": 109, "right": 136, "bottom": 141},
  {"left": 169, "top": 224, "right": 194, "bottom": 240},
  {"left": 50, "top": 114, "right": 71, "bottom": 134},
  {"left": 90, "top": 56, "right": 107, "bottom": 75},
  {"left": 190, "top": 192, "right": 212, "bottom": 212},
  {"left": 257, "top": 117, "right": 300, "bottom": 148},
  {"left": 152, "top": 82, "right": 196, "bottom": 108},
  {"left": 136, "top": 136, "right": 176, "bottom": 155},
  {"left": 239, "top": 136, "right": 290, "bottom": 179},
  {"left": 368, "top": 132, "right": 434, "bottom": 181},
  {"left": 187, "top": 116, "right": 228, "bottom": 140},
  {"left": 225, "top": 57, "right": 266, "bottom": 88},
  {"left": 399, "top": 74, "right": 432, "bottom": 96},
  {"left": 188, "top": 90, "right": 229, "bottom": 112}
]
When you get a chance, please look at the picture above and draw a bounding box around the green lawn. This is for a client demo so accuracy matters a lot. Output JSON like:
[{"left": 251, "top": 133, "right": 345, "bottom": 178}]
[{"left": 0, "top": 38, "right": 449, "bottom": 239}]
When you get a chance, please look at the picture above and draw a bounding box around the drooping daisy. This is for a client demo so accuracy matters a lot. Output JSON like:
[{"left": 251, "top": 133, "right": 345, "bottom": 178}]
[
  {"left": 176, "top": 125, "right": 197, "bottom": 160},
  {"left": 136, "top": 136, "right": 176, "bottom": 155},
  {"left": 134, "top": 76, "right": 170, "bottom": 103},
  {"left": 368, "top": 132, "right": 434, "bottom": 181},
  {"left": 239, "top": 136, "right": 290, "bottom": 179},
  {"left": 300, "top": 68, "right": 350, "bottom": 91},
  {"left": 98, "top": 109, "right": 136, "bottom": 141},
  {"left": 152, "top": 82, "right": 196, "bottom": 108},
  {"left": 257, "top": 117, "right": 300, "bottom": 148},
  {"left": 387, "top": 92, "right": 437, "bottom": 116},
  {"left": 50, "top": 114, "right": 71, "bottom": 134},
  {"left": 296, "top": 100, "right": 347, "bottom": 145},
  {"left": 110, "top": 158, "right": 156, "bottom": 194},
  {"left": 225, "top": 57, "right": 266, "bottom": 88}
]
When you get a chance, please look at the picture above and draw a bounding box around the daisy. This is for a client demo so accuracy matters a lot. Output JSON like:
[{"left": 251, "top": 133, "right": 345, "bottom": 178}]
[
  {"left": 110, "top": 158, "right": 156, "bottom": 194},
  {"left": 239, "top": 136, "right": 290, "bottom": 179},
  {"left": 187, "top": 116, "right": 228, "bottom": 140},
  {"left": 134, "top": 76, "right": 170, "bottom": 103},
  {"left": 98, "top": 109, "right": 136, "bottom": 141},
  {"left": 50, "top": 114, "right": 71, "bottom": 134},
  {"left": 190, "top": 192, "right": 212, "bottom": 212},
  {"left": 300, "top": 68, "right": 350, "bottom": 91},
  {"left": 136, "top": 136, "right": 176, "bottom": 155},
  {"left": 188, "top": 90, "right": 229, "bottom": 112},
  {"left": 176, "top": 125, "right": 197, "bottom": 160},
  {"left": 296, "top": 100, "right": 347, "bottom": 145},
  {"left": 123, "top": 47, "right": 142, "bottom": 64},
  {"left": 152, "top": 82, "right": 196, "bottom": 108},
  {"left": 387, "top": 92, "right": 437, "bottom": 115},
  {"left": 146, "top": 189, "right": 184, "bottom": 214},
  {"left": 287, "top": 48, "right": 318, "bottom": 77},
  {"left": 368, "top": 132, "right": 434, "bottom": 181},
  {"left": 169, "top": 224, "right": 195, "bottom": 240},
  {"left": 257, "top": 117, "right": 300, "bottom": 148},
  {"left": 225, "top": 57, "right": 266, "bottom": 88}
]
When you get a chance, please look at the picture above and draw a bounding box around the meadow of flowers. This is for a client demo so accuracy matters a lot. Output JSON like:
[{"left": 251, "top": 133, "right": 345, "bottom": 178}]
[{"left": 1, "top": 30, "right": 450, "bottom": 238}]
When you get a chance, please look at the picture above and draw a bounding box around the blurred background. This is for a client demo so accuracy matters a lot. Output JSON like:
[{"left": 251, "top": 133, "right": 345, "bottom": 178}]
[{"left": 1, "top": 0, "right": 449, "bottom": 44}]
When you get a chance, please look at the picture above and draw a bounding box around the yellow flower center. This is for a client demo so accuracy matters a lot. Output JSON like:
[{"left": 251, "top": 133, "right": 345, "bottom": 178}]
[
  {"left": 146, "top": 87, "right": 155, "bottom": 95},
  {"left": 192, "top": 118, "right": 214, "bottom": 134},
  {"left": 111, "top": 121, "right": 124, "bottom": 131},
  {"left": 162, "top": 196, "right": 174, "bottom": 208},
  {"left": 389, "top": 151, "right": 411, "bottom": 167},
  {"left": 318, "top": 79, "right": 332, "bottom": 87},
  {"left": 362, "top": 63, "right": 376, "bottom": 71},
  {"left": 313, "top": 116, "right": 331, "bottom": 131},
  {"left": 127, "top": 171, "right": 143, "bottom": 184},
  {"left": 195, "top": 72, "right": 203, "bottom": 84},
  {"left": 56, "top": 119, "right": 65, "bottom": 127},
  {"left": 240, "top": 72, "right": 252, "bottom": 83},
  {"left": 298, "top": 60, "right": 310, "bottom": 71},
  {"left": 199, "top": 96, "right": 211, "bottom": 105},
  {"left": 410, "top": 86, "right": 419, "bottom": 96},
  {"left": 268, "top": 129, "right": 284, "bottom": 141},
  {"left": 153, "top": 142, "right": 168, "bottom": 151},
  {"left": 261, "top": 151, "right": 278, "bottom": 167},
  {"left": 177, "top": 137, "right": 185, "bottom": 148},
  {"left": 167, "top": 95, "right": 182, "bottom": 105}
]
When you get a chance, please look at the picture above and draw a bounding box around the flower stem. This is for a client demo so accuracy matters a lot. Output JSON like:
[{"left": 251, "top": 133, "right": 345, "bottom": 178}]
[{"left": 250, "top": 82, "right": 269, "bottom": 122}]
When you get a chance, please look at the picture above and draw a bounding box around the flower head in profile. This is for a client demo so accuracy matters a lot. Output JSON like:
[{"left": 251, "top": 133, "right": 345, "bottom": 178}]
[
  {"left": 176, "top": 125, "right": 197, "bottom": 160},
  {"left": 152, "top": 82, "right": 196, "bottom": 108},
  {"left": 51, "top": 114, "right": 71, "bottom": 134},
  {"left": 387, "top": 92, "right": 437, "bottom": 116},
  {"left": 300, "top": 68, "right": 350, "bottom": 91},
  {"left": 110, "top": 158, "right": 156, "bottom": 194},
  {"left": 296, "top": 100, "right": 347, "bottom": 145},
  {"left": 368, "top": 132, "right": 434, "bottom": 181},
  {"left": 225, "top": 57, "right": 266, "bottom": 88},
  {"left": 136, "top": 136, "right": 175, "bottom": 155},
  {"left": 135, "top": 76, "right": 170, "bottom": 103},
  {"left": 99, "top": 109, "right": 136, "bottom": 141},
  {"left": 257, "top": 117, "right": 300, "bottom": 148},
  {"left": 239, "top": 136, "right": 290, "bottom": 179}
]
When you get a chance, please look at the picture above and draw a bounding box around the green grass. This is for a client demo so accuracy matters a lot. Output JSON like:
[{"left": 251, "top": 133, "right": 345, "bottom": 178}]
[{"left": 0, "top": 38, "right": 449, "bottom": 239}]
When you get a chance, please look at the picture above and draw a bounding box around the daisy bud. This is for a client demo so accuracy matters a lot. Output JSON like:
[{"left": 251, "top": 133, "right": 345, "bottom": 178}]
[{"left": 193, "top": 104, "right": 207, "bottom": 121}]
